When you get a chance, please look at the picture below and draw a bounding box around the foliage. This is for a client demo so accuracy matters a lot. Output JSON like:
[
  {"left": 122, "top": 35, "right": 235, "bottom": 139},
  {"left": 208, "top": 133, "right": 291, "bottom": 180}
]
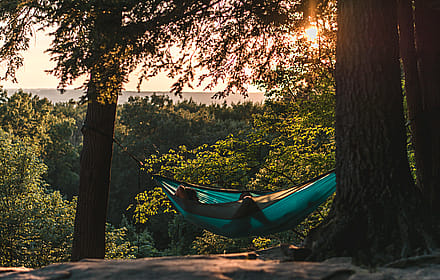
[
  {"left": 132, "top": 88, "right": 335, "bottom": 254},
  {"left": 258, "top": 0, "right": 337, "bottom": 100},
  {"left": 132, "top": 1, "right": 337, "bottom": 252},
  {"left": 105, "top": 219, "right": 159, "bottom": 260},
  {"left": 118, "top": 216, "right": 160, "bottom": 258},
  {"left": 117, "top": 95, "right": 261, "bottom": 157},
  {"left": 191, "top": 231, "right": 285, "bottom": 255},
  {"left": 0, "top": 108, "right": 154, "bottom": 266},
  {"left": 0, "top": 90, "right": 84, "bottom": 198},
  {"left": 249, "top": 93, "right": 335, "bottom": 191},
  {"left": 1, "top": 0, "right": 340, "bottom": 262},
  {"left": 164, "top": 214, "right": 203, "bottom": 256},
  {"left": 142, "top": 136, "right": 267, "bottom": 189},
  {"left": 105, "top": 223, "right": 136, "bottom": 260},
  {"left": 0, "top": 129, "right": 76, "bottom": 268},
  {"left": 192, "top": 230, "right": 253, "bottom": 255},
  {"left": 109, "top": 95, "right": 262, "bottom": 225},
  {"left": 133, "top": 187, "right": 176, "bottom": 225}
]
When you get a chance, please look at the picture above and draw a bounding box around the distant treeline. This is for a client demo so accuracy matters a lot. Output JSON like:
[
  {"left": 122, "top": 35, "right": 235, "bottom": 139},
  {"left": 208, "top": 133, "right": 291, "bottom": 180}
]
[{"left": 4, "top": 88, "right": 265, "bottom": 105}]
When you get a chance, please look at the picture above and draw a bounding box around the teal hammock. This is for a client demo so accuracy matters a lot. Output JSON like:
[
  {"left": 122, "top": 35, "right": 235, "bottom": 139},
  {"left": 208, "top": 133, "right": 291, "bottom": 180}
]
[{"left": 153, "top": 171, "right": 336, "bottom": 238}]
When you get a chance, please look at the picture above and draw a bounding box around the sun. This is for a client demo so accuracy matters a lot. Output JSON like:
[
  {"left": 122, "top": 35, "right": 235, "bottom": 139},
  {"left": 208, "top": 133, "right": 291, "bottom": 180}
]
[{"left": 305, "top": 26, "right": 318, "bottom": 42}]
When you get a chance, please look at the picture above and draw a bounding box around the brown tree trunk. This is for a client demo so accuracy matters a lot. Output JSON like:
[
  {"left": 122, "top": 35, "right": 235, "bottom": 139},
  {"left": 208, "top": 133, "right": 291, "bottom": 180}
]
[
  {"left": 71, "top": 6, "right": 123, "bottom": 260},
  {"left": 412, "top": 0, "right": 440, "bottom": 223},
  {"left": 309, "top": 0, "right": 433, "bottom": 265},
  {"left": 398, "top": 0, "right": 423, "bottom": 148},
  {"left": 71, "top": 94, "right": 117, "bottom": 260}
]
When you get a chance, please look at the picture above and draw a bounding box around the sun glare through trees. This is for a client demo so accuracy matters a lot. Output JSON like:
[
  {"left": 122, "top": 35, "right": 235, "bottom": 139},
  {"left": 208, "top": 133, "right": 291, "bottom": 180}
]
[{"left": 305, "top": 25, "right": 319, "bottom": 48}]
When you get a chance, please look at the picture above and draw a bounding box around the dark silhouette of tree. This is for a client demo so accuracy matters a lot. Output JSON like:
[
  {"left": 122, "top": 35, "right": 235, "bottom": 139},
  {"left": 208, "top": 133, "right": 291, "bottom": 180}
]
[
  {"left": 307, "top": 0, "right": 438, "bottom": 264},
  {"left": 398, "top": 0, "right": 440, "bottom": 241},
  {"left": 407, "top": 0, "right": 440, "bottom": 222}
]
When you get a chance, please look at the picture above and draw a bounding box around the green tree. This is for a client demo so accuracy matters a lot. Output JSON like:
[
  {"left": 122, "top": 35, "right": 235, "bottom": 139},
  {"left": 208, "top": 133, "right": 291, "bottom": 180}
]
[
  {"left": 45, "top": 101, "right": 84, "bottom": 198},
  {"left": 0, "top": 129, "right": 76, "bottom": 268},
  {"left": 104, "top": 220, "right": 158, "bottom": 259},
  {"left": 0, "top": 126, "right": 157, "bottom": 266},
  {"left": 0, "top": 90, "right": 83, "bottom": 198},
  {"left": 0, "top": 90, "right": 54, "bottom": 146}
]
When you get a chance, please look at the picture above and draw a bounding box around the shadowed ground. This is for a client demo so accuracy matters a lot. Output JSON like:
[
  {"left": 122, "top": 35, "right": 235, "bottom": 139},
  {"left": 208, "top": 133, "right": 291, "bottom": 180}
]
[{"left": 1, "top": 246, "right": 439, "bottom": 280}]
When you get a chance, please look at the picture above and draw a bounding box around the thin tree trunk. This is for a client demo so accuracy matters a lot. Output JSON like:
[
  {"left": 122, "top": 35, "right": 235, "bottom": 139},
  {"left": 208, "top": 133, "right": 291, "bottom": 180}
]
[{"left": 308, "top": 0, "right": 432, "bottom": 265}]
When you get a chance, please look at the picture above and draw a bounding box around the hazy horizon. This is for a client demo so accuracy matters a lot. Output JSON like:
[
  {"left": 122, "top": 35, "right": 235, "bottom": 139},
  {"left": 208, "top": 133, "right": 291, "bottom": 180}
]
[{"left": 4, "top": 88, "right": 265, "bottom": 105}]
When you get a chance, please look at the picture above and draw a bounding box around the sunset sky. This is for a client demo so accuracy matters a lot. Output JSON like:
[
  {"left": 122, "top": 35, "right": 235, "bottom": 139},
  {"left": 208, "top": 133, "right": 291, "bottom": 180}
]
[{"left": 1, "top": 30, "right": 249, "bottom": 92}]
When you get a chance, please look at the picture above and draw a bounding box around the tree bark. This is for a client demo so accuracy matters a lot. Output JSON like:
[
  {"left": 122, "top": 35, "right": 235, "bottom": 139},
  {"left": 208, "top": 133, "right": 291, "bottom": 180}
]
[
  {"left": 309, "top": 0, "right": 433, "bottom": 265},
  {"left": 398, "top": 0, "right": 423, "bottom": 152},
  {"left": 71, "top": 96, "right": 117, "bottom": 260},
  {"left": 71, "top": 5, "right": 123, "bottom": 260},
  {"left": 412, "top": 0, "right": 440, "bottom": 222}
]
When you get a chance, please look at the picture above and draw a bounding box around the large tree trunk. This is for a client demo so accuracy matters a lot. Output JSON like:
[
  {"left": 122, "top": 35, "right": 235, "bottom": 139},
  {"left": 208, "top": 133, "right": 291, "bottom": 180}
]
[
  {"left": 411, "top": 0, "right": 440, "bottom": 223},
  {"left": 71, "top": 6, "right": 123, "bottom": 260},
  {"left": 398, "top": 0, "right": 440, "bottom": 239},
  {"left": 71, "top": 94, "right": 117, "bottom": 260},
  {"left": 309, "top": 0, "right": 433, "bottom": 265}
]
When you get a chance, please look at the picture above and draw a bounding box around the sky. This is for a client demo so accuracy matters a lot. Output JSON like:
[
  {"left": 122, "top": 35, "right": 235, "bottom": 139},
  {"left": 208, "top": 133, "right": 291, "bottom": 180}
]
[{"left": 1, "top": 30, "right": 258, "bottom": 92}]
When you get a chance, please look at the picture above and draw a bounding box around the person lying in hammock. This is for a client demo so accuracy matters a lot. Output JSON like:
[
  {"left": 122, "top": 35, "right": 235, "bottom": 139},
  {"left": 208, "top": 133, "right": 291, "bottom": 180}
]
[
  {"left": 175, "top": 185, "right": 199, "bottom": 203},
  {"left": 234, "top": 191, "right": 261, "bottom": 218},
  {"left": 239, "top": 191, "right": 252, "bottom": 200},
  {"left": 174, "top": 186, "right": 258, "bottom": 214}
]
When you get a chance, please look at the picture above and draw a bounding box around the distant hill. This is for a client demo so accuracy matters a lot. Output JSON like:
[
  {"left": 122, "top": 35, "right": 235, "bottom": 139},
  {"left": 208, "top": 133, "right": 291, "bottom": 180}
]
[{"left": 4, "top": 88, "right": 265, "bottom": 105}]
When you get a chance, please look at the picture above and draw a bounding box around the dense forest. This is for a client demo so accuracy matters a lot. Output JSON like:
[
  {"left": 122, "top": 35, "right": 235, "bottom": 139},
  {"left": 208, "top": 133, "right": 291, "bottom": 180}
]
[{"left": 0, "top": 79, "right": 335, "bottom": 267}]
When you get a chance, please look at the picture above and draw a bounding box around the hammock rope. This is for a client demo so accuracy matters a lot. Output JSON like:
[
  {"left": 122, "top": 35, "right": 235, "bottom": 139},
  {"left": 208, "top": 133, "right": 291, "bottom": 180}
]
[{"left": 82, "top": 122, "right": 145, "bottom": 167}]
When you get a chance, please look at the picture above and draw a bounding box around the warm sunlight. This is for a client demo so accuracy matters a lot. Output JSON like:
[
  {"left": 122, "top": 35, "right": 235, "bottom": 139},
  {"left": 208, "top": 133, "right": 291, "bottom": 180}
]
[{"left": 305, "top": 26, "right": 318, "bottom": 42}]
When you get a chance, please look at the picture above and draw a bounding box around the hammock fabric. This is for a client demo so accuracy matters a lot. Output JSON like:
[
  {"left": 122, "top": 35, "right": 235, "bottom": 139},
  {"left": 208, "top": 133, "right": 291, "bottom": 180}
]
[{"left": 153, "top": 171, "right": 336, "bottom": 238}]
